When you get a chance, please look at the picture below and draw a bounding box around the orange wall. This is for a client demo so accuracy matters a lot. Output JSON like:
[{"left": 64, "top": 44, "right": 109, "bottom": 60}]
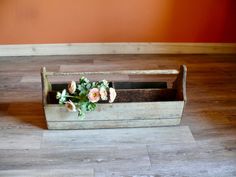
[{"left": 0, "top": 0, "right": 236, "bottom": 44}]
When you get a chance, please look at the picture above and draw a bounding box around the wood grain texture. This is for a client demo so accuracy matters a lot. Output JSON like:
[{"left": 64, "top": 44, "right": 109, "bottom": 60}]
[
  {"left": 0, "top": 129, "right": 42, "bottom": 149},
  {"left": 0, "top": 145, "right": 150, "bottom": 171},
  {"left": 41, "top": 126, "right": 194, "bottom": 149},
  {"left": 45, "top": 101, "right": 184, "bottom": 122},
  {"left": 0, "top": 169, "right": 94, "bottom": 177},
  {"left": 0, "top": 54, "right": 236, "bottom": 176},
  {"left": 173, "top": 65, "right": 187, "bottom": 102},
  {"left": 0, "top": 43, "right": 236, "bottom": 57},
  {"left": 47, "top": 119, "right": 182, "bottom": 130}
]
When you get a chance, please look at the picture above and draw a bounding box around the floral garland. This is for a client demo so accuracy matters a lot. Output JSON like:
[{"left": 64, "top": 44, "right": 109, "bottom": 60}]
[{"left": 56, "top": 77, "right": 116, "bottom": 119}]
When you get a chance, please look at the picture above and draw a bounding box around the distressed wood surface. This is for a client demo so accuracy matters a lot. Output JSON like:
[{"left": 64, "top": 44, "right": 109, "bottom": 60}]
[
  {"left": 45, "top": 69, "right": 179, "bottom": 76},
  {"left": 44, "top": 101, "right": 184, "bottom": 121},
  {"left": 0, "top": 169, "right": 94, "bottom": 177},
  {"left": 173, "top": 65, "right": 187, "bottom": 102},
  {"left": 47, "top": 119, "right": 181, "bottom": 129},
  {"left": 0, "top": 54, "right": 236, "bottom": 176},
  {"left": 0, "top": 145, "right": 150, "bottom": 171},
  {"left": 0, "top": 129, "right": 42, "bottom": 149},
  {"left": 41, "top": 126, "right": 194, "bottom": 148}
]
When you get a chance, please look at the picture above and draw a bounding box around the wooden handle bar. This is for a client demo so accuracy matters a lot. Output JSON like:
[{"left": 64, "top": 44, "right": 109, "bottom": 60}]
[{"left": 43, "top": 69, "right": 179, "bottom": 76}]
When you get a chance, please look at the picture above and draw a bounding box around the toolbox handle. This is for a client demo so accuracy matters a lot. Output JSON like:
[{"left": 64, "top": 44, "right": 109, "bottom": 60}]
[{"left": 42, "top": 69, "right": 179, "bottom": 76}]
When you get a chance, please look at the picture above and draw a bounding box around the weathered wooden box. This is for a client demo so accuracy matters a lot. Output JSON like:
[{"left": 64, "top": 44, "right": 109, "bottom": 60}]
[{"left": 41, "top": 65, "right": 187, "bottom": 130}]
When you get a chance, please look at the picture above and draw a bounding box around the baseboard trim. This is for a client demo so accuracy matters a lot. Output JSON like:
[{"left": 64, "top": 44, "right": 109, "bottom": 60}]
[{"left": 0, "top": 43, "right": 236, "bottom": 56}]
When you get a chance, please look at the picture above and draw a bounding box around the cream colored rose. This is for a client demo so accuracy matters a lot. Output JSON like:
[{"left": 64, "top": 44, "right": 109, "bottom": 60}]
[
  {"left": 65, "top": 100, "right": 77, "bottom": 112},
  {"left": 109, "top": 88, "right": 117, "bottom": 103},
  {"left": 99, "top": 87, "right": 108, "bottom": 100},
  {"left": 68, "top": 81, "right": 76, "bottom": 94},
  {"left": 88, "top": 88, "right": 100, "bottom": 103}
]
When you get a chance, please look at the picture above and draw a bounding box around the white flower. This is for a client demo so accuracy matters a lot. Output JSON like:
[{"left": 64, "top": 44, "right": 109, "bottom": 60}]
[
  {"left": 109, "top": 88, "right": 117, "bottom": 103},
  {"left": 100, "top": 87, "right": 108, "bottom": 100},
  {"left": 65, "top": 100, "right": 77, "bottom": 112},
  {"left": 68, "top": 81, "right": 76, "bottom": 94}
]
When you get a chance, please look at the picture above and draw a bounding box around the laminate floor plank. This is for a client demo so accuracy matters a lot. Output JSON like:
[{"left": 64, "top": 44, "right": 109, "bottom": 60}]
[
  {"left": 0, "top": 168, "right": 94, "bottom": 177},
  {"left": 0, "top": 129, "right": 42, "bottom": 149},
  {"left": 41, "top": 126, "right": 194, "bottom": 149},
  {"left": 0, "top": 145, "right": 150, "bottom": 171}
]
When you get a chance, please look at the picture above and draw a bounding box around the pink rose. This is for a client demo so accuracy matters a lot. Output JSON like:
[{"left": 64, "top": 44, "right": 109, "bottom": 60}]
[
  {"left": 68, "top": 81, "right": 76, "bottom": 94},
  {"left": 99, "top": 87, "right": 108, "bottom": 101},
  {"left": 88, "top": 88, "right": 100, "bottom": 103},
  {"left": 109, "top": 88, "right": 117, "bottom": 103},
  {"left": 65, "top": 100, "right": 77, "bottom": 112}
]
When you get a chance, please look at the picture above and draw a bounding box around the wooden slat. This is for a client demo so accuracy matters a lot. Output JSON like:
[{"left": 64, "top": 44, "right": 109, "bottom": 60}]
[
  {"left": 0, "top": 43, "right": 236, "bottom": 57},
  {"left": 0, "top": 129, "right": 42, "bottom": 149},
  {"left": 41, "top": 126, "right": 194, "bottom": 148},
  {"left": 0, "top": 169, "right": 94, "bottom": 177},
  {"left": 45, "top": 101, "right": 184, "bottom": 122},
  {"left": 47, "top": 119, "right": 181, "bottom": 129},
  {"left": 0, "top": 145, "right": 150, "bottom": 171},
  {"left": 108, "top": 140, "right": 236, "bottom": 177},
  {"left": 173, "top": 65, "right": 187, "bottom": 102},
  {"left": 45, "top": 69, "right": 179, "bottom": 76},
  {"left": 41, "top": 67, "right": 51, "bottom": 105}
]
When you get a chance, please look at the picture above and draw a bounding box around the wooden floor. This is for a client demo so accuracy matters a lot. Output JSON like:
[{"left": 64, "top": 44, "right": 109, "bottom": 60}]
[{"left": 0, "top": 54, "right": 235, "bottom": 177}]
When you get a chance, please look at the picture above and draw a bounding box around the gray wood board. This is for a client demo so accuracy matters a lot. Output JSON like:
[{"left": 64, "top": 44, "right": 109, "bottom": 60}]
[
  {"left": 0, "top": 145, "right": 150, "bottom": 171},
  {"left": 47, "top": 119, "right": 181, "bottom": 129},
  {"left": 41, "top": 126, "right": 194, "bottom": 148},
  {"left": 0, "top": 168, "right": 94, "bottom": 177},
  {"left": 45, "top": 101, "right": 184, "bottom": 121},
  {"left": 104, "top": 140, "right": 236, "bottom": 177},
  {"left": 0, "top": 129, "right": 42, "bottom": 149},
  {"left": 146, "top": 140, "right": 236, "bottom": 177}
]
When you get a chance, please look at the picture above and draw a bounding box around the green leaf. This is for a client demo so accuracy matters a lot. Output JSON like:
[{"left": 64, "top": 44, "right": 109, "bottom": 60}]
[
  {"left": 84, "top": 77, "right": 89, "bottom": 83},
  {"left": 61, "top": 89, "right": 67, "bottom": 97},
  {"left": 92, "top": 82, "right": 97, "bottom": 88},
  {"left": 78, "top": 85, "right": 83, "bottom": 91},
  {"left": 80, "top": 76, "right": 89, "bottom": 84},
  {"left": 78, "top": 109, "right": 85, "bottom": 120},
  {"left": 86, "top": 83, "right": 91, "bottom": 89},
  {"left": 59, "top": 97, "right": 66, "bottom": 104},
  {"left": 86, "top": 102, "right": 96, "bottom": 112},
  {"left": 56, "top": 92, "right": 61, "bottom": 99}
]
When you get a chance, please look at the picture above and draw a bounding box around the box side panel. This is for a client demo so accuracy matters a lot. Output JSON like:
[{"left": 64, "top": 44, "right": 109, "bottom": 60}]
[
  {"left": 44, "top": 101, "right": 184, "bottom": 122},
  {"left": 47, "top": 118, "right": 181, "bottom": 130}
]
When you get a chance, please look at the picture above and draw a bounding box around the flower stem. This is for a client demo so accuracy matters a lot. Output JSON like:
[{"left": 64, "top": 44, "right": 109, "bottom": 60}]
[{"left": 65, "top": 95, "right": 80, "bottom": 99}]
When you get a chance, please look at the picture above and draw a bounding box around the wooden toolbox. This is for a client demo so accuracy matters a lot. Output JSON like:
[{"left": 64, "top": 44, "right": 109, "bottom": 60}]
[{"left": 41, "top": 65, "right": 187, "bottom": 129}]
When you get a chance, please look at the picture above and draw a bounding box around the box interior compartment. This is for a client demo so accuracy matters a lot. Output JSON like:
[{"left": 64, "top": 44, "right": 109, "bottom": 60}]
[
  {"left": 47, "top": 81, "right": 177, "bottom": 104},
  {"left": 113, "top": 82, "right": 167, "bottom": 89}
]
